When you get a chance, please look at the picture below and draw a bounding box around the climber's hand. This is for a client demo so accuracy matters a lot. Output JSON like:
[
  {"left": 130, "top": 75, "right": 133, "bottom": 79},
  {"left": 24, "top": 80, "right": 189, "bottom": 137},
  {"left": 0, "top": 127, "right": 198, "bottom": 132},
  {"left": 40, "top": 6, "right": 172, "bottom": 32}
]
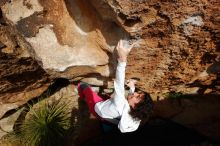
[
  {"left": 116, "top": 40, "right": 134, "bottom": 62},
  {"left": 125, "top": 79, "right": 137, "bottom": 89}
]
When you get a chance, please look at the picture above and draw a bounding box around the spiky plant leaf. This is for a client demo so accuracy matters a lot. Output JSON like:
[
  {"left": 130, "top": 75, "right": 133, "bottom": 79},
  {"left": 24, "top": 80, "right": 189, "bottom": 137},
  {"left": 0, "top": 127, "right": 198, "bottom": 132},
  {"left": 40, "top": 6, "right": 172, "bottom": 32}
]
[{"left": 19, "top": 98, "right": 71, "bottom": 146}]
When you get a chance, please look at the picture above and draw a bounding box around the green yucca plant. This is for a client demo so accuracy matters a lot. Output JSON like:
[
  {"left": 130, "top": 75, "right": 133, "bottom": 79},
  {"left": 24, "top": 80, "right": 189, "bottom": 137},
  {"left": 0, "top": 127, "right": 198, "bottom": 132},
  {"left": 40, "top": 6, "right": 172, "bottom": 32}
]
[{"left": 19, "top": 98, "right": 71, "bottom": 146}]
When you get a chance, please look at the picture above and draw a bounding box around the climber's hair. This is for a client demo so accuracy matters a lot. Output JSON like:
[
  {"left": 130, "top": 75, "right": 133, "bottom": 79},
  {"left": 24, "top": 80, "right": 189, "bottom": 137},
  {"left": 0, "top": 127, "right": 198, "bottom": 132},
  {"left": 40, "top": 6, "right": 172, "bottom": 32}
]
[{"left": 129, "top": 90, "right": 154, "bottom": 124}]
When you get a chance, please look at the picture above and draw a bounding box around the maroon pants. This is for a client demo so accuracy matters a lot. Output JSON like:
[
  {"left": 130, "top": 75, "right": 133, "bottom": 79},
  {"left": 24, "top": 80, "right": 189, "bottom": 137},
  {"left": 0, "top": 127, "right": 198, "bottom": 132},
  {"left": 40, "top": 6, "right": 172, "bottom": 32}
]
[{"left": 77, "top": 83, "right": 104, "bottom": 118}]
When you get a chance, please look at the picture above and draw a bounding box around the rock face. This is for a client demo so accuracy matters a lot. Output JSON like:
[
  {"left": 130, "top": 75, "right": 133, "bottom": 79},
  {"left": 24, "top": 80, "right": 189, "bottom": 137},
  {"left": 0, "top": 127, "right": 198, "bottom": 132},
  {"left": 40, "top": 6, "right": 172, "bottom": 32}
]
[
  {"left": 1, "top": 0, "right": 219, "bottom": 95},
  {"left": 0, "top": 19, "right": 51, "bottom": 120},
  {"left": 0, "top": 0, "right": 219, "bottom": 140},
  {"left": 1, "top": 0, "right": 128, "bottom": 78}
]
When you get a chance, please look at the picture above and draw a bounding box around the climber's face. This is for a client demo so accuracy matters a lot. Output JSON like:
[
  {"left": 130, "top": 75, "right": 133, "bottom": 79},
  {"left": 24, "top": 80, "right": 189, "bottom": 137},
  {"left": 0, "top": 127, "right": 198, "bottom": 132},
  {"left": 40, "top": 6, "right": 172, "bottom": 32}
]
[{"left": 127, "top": 91, "right": 145, "bottom": 109}]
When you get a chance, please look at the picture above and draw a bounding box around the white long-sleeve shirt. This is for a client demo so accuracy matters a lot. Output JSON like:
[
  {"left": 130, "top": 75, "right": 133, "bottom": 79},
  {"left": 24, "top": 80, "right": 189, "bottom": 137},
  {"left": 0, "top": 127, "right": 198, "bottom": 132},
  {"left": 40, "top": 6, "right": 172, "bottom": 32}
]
[{"left": 95, "top": 62, "right": 141, "bottom": 133}]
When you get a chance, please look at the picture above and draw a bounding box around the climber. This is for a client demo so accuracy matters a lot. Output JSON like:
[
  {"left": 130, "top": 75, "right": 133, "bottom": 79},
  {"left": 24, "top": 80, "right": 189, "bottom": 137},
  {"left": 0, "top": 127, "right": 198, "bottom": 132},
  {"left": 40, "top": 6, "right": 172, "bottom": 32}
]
[{"left": 77, "top": 40, "right": 154, "bottom": 133}]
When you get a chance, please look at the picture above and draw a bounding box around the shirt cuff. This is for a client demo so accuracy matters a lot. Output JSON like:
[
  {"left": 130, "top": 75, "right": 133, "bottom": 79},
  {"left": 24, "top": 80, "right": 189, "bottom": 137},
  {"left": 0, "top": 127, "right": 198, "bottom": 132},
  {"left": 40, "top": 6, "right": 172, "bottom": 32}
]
[
  {"left": 129, "top": 87, "right": 135, "bottom": 93},
  {"left": 118, "top": 61, "right": 127, "bottom": 67}
]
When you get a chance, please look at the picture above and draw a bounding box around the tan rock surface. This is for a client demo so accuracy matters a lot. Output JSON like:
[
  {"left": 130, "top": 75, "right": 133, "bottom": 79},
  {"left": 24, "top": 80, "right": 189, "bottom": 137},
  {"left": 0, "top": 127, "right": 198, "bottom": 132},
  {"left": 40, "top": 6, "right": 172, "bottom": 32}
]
[
  {"left": 0, "top": 0, "right": 219, "bottom": 142},
  {"left": 0, "top": 15, "right": 52, "bottom": 119},
  {"left": 1, "top": 0, "right": 219, "bottom": 94}
]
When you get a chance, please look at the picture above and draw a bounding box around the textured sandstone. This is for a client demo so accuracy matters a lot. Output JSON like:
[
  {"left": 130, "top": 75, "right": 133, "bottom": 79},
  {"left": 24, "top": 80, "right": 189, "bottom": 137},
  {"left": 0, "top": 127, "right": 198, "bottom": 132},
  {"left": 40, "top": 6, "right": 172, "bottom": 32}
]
[
  {"left": 1, "top": 0, "right": 126, "bottom": 73},
  {"left": 0, "top": 14, "right": 51, "bottom": 120},
  {"left": 0, "top": 108, "right": 23, "bottom": 138},
  {"left": 0, "top": 0, "right": 219, "bottom": 140},
  {"left": 1, "top": 0, "right": 219, "bottom": 95}
]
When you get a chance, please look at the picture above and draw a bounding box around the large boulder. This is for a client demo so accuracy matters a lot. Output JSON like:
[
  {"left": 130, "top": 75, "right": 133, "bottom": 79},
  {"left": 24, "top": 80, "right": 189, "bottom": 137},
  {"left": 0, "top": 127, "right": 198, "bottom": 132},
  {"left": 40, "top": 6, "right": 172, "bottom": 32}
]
[
  {"left": 0, "top": 0, "right": 219, "bottom": 140},
  {"left": 1, "top": 0, "right": 219, "bottom": 94},
  {"left": 0, "top": 22, "right": 51, "bottom": 119}
]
